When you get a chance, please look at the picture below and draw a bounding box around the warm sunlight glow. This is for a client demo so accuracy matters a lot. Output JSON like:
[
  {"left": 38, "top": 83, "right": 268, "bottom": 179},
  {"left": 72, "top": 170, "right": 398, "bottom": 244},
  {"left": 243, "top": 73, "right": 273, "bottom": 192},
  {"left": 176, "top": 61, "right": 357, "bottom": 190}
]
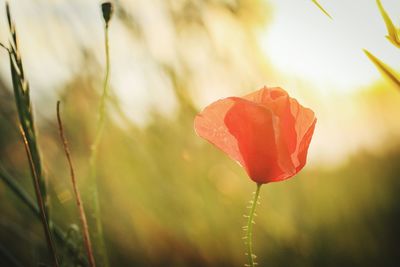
[{"left": 260, "top": 0, "right": 400, "bottom": 92}]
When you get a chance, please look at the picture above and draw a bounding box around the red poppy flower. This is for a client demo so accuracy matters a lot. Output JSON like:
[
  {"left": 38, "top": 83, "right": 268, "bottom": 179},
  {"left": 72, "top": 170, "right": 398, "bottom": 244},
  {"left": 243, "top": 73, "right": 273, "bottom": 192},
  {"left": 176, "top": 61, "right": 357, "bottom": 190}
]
[{"left": 194, "top": 86, "right": 316, "bottom": 184}]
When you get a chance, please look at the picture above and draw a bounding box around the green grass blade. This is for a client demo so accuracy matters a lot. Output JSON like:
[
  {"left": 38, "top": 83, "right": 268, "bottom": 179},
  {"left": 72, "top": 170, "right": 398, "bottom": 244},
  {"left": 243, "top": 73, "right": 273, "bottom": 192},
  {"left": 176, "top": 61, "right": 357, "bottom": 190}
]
[
  {"left": 19, "top": 126, "right": 60, "bottom": 267},
  {"left": 0, "top": 243, "right": 24, "bottom": 267},
  {"left": 376, "top": 0, "right": 400, "bottom": 48},
  {"left": 364, "top": 49, "right": 400, "bottom": 89},
  {"left": 0, "top": 163, "right": 38, "bottom": 215},
  {"left": 6, "top": 3, "right": 48, "bottom": 216},
  {"left": 0, "top": 164, "right": 89, "bottom": 266},
  {"left": 311, "top": 0, "right": 332, "bottom": 19}
]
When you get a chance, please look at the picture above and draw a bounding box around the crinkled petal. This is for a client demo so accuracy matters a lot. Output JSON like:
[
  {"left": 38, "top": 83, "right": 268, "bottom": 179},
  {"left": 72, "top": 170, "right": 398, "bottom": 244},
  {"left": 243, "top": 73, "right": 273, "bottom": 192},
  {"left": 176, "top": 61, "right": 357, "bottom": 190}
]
[
  {"left": 244, "top": 87, "right": 298, "bottom": 173},
  {"left": 194, "top": 98, "right": 244, "bottom": 166},
  {"left": 289, "top": 98, "right": 316, "bottom": 169},
  {"left": 194, "top": 87, "right": 316, "bottom": 184},
  {"left": 224, "top": 98, "right": 290, "bottom": 183},
  {"left": 295, "top": 119, "right": 316, "bottom": 172}
]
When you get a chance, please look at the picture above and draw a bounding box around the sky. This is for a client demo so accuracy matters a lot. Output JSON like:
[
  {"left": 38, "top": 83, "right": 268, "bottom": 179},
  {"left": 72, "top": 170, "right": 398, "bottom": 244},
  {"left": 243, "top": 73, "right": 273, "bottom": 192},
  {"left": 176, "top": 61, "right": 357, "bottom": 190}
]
[{"left": 260, "top": 0, "right": 400, "bottom": 92}]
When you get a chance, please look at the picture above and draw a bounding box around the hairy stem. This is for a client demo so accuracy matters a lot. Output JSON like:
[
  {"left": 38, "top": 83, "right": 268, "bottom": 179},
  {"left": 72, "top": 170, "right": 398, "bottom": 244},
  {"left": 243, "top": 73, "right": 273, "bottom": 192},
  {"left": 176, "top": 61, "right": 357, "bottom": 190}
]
[{"left": 245, "top": 183, "right": 262, "bottom": 267}]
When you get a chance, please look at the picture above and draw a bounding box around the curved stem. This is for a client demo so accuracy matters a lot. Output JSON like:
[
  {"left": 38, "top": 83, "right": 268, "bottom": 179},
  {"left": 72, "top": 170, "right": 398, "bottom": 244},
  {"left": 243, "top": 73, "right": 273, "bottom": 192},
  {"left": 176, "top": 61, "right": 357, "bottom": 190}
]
[
  {"left": 245, "top": 183, "right": 262, "bottom": 267},
  {"left": 91, "top": 23, "right": 110, "bottom": 152},
  {"left": 88, "top": 20, "right": 111, "bottom": 267}
]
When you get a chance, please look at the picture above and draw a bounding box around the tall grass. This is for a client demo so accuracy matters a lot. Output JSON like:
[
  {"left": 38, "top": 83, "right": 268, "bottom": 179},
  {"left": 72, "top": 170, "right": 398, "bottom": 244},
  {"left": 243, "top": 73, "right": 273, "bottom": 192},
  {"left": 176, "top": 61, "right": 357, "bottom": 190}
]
[
  {"left": 19, "top": 126, "right": 60, "bottom": 266},
  {"left": 4, "top": 3, "right": 59, "bottom": 266},
  {"left": 57, "top": 101, "right": 96, "bottom": 267},
  {"left": 5, "top": 3, "right": 47, "bottom": 215},
  {"left": 0, "top": 1, "right": 400, "bottom": 267},
  {"left": 0, "top": 3, "right": 90, "bottom": 266},
  {"left": 87, "top": 2, "right": 113, "bottom": 267},
  {"left": 364, "top": 0, "right": 400, "bottom": 90}
]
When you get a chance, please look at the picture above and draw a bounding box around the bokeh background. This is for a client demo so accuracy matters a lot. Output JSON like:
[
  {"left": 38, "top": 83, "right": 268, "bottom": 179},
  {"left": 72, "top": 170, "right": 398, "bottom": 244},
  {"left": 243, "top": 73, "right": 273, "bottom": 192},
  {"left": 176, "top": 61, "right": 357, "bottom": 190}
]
[{"left": 0, "top": 0, "right": 400, "bottom": 266}]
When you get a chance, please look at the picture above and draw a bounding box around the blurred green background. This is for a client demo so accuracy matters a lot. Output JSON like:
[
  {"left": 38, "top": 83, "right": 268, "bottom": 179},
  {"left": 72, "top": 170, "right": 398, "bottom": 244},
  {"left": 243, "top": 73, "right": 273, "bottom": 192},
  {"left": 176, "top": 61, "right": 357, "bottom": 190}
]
[{"left": 0, "top": 0, "right": 400, "bottom": 266}]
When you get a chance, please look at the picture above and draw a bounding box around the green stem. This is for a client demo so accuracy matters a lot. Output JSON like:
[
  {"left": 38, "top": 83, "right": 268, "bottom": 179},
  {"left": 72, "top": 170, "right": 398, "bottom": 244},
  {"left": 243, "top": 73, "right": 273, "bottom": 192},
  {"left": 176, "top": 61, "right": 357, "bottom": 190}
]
[
  {"left": 88, "top": 21, "right": 111, "bottom": 267},
  {"left": 0, "top": 163, "right": 37, "bottom": 213},
  {"left": 91, "top": 22, "right": 110, "bottom": 152},
  {"left": 6, "top": 2, "right": 48, "bottom": 218},
  {"left": 0, "top": 242, "right": 24, "bottom": 267},
  {"left": 0, "top": 165, "right": 89, "bottom": 266},
  {"left": 245, "top": 183, "right": 262, "bottom": 267},
  {"left": 19, "top": 126, "right": 60, "bottom": 267}
]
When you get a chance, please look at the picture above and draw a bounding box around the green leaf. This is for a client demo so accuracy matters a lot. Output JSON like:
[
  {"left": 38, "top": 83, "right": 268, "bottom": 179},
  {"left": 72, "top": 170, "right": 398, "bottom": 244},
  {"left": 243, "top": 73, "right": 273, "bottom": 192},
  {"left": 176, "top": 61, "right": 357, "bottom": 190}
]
[
  {"left": 6, "top": 1, "right": 48, "bottom": 217},
  {"left": 311, "top": 0, "right": 332, "bottom": 19},
  {"left": 364, "top": 49, "right": 400, "bottom": 89},
  {"left": 376, "top": 0, "right": 400, "bottom": 48}
]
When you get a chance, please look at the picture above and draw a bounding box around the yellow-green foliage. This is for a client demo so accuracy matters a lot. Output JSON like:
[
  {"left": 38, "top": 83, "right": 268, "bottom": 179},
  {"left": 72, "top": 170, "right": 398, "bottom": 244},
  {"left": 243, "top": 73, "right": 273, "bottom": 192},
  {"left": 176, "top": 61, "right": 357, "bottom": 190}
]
[{"left": 0, "top": 1, "right": 400, "bottom": 267}]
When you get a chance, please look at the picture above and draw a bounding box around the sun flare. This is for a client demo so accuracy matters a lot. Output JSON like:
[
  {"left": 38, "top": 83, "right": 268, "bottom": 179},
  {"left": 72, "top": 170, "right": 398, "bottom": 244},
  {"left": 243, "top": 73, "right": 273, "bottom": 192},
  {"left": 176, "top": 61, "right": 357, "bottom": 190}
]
[{"left": 260, "top": 0, "right": 400, "bottom": 92}]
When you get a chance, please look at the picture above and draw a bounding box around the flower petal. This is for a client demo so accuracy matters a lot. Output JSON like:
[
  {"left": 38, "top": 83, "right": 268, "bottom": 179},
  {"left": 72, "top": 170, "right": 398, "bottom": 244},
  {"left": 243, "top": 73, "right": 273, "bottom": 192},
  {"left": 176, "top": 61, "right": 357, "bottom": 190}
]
[
  {"left": 194, "top": 98, "right": 244, "bottom": 165},
  {"left": 194, "top": 86, "right": 316, "bottom": 184},
  {"left": 244, "top": 87, "right": 298, "bottom": 173},
  {"left": 295, "top": 119, "right": 316, "bottom": 172},
  {"left": 224, "top": 98, "right": 289, "bottom": 183},
  {"left": 289, "top": 98, "right": 317, "bottom": 169}
]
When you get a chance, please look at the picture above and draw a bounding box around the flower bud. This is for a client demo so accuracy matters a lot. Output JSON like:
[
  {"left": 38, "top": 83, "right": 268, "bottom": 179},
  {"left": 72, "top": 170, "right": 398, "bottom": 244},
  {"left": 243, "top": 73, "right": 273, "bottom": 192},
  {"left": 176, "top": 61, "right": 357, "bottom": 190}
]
[{"left": 101, "top": 2, "right": 113, "bottom": 25}]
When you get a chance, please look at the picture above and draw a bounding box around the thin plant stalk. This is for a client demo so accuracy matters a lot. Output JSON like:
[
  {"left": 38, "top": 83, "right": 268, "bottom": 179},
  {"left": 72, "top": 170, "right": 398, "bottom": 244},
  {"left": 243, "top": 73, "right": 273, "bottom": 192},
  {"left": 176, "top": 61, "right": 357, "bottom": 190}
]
[
  {"left": 5, "top": 2, "right": 48, "bottom": 217},
  {"left": 3, "top": 3, "right": 88, "bottom": 266},
  {"left": 0, "top": 243, "right": 24, "bottom": 267},
  {"left": 19, "top": 126, "right": 60, "bottom": 267},
  {"left": 0, "top": 163, "right": 38, "bottom": 213},
  {"left": 57, "top": 101, "right": 96, "bottom": 267},
  {"left": 244, "top": 183, "right": 262, "bottom": 267},
  {"left": 0, "top": 165, "right": 89, "bottom": 266},
  {"left": 87, "top": 3, "right": 113, "bottom": 266},
  {"left": 91, "top": 2, "right": 113, "bottom": 159},
  {"left": 91, "top": 5, "right": 111, "bottom": 152}
]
